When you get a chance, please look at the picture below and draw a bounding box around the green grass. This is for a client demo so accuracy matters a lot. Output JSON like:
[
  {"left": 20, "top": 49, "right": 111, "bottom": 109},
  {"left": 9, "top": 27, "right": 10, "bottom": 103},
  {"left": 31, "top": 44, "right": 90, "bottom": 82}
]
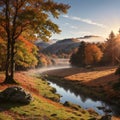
[
  {"left": 34, "top": 76, "right": 61, "bottom": 102},
  {"left": 0, "top": 113, "right": 14, "bottom": 120},
  {"left": 10, "top": 96, "right": 97, "bottom": 120},
  {"left": 0, "top": 73, "right": 100, "bottom": 120}
]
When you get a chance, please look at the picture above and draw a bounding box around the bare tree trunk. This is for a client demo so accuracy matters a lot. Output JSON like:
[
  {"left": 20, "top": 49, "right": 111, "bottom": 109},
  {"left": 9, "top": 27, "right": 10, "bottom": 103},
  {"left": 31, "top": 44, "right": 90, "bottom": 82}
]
[
  {"left": 5, "top": 38, "right": 10, "bottom": 82},
  {"left": 4, "top": 38, "right": 17, "bottom": 84},
  {"left": 10, "top": 40, "right": 15, "bottom": 81}
]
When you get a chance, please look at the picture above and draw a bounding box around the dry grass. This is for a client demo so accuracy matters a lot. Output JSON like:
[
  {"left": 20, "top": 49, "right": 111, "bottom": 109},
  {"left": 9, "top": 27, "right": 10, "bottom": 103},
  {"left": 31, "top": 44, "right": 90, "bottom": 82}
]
[{"left": 44, "top": 66, "right": 119, "bottom": 87}]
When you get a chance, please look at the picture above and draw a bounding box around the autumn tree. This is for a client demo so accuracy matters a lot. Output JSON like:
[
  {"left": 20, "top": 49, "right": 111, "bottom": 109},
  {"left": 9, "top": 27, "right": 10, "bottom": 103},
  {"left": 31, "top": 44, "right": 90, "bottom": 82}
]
[
  {"left": 15, "top": 36, "right": 38, "bottom": 70},
  {"left": 38, "top": 53, "right": 53, "bottom": 67},
  {"left": 0, "top": 0, "right": 70, "bottom": 83},
  {"left": 0, "top": 38, "right": 6, "bottom": 71},
  {"left": 0, "top": 36, "right": 38, "bottom": 71},
  {"left": 85, "top": 44, "right": 103, "bottom": 65},
  {"left": 102, "top": 31, "right": 118, "bottom": 65},
  {"left": 70, "top": 42, "right": 103, "bottom": 66}
]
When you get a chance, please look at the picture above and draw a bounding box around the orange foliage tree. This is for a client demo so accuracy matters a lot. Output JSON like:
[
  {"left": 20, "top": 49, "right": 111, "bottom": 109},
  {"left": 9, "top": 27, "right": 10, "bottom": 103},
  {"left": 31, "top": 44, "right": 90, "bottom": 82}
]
[
  {"left": 0, "top": 0, "right": 70, "bottom": 83},
  {"left": 85, "top": 44, "right": 103, "bottom": 65},
  {"left": 0, "top": 36, "right": 38, "bottom": 70},
  {"left": 15, "top": 36, "right": 38, "bottom": 70},
  {"left": 70, "top": 42, "right": 103, "bottom": 66}
]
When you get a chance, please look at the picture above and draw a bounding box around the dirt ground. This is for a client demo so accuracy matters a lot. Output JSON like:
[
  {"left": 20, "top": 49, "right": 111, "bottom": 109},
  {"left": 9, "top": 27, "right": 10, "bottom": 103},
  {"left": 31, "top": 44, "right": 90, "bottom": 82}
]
[{"left": 43, "top": 66, "right": 119, "bottom": 86}]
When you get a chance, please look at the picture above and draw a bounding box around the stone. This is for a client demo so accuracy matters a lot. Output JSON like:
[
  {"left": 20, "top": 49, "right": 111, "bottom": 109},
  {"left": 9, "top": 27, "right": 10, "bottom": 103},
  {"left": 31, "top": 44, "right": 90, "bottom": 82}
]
[{"left": 0, "top": 86, "right": 33, "bottom": 104}]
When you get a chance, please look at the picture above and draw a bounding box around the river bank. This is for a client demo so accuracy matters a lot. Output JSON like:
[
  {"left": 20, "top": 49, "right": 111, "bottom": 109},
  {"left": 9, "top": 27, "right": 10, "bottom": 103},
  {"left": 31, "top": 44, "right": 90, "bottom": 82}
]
[{"left": 42, "top": 66, "right": 120, "bottom": 118}]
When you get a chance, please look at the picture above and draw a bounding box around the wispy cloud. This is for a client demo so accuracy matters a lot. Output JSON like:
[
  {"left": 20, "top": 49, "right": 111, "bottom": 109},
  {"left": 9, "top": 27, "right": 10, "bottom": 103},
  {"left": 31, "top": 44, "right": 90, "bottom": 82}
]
[
  {"left": 64, "top": 23, "right": 78, "bottom": 29},
  {"left": 63, "top": 15, "right": 106, "bottom": 28},
  {"left": 70, "top": 26, "right": 78, "bottom": 29},
  {"left": 70, "top": 31, "right": 92, "bottom": 36}
]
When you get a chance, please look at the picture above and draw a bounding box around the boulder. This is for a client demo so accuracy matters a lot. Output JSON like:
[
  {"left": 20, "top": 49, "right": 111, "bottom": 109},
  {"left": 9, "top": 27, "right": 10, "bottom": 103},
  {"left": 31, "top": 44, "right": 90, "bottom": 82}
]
[{"left": 0, "top": 86, "right": 33, "bottom": 104}]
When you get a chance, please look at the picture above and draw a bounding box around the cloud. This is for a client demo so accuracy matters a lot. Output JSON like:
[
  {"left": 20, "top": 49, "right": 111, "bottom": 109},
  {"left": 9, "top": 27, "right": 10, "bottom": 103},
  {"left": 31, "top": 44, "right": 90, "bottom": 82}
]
[
  {"left": 70, "top": 26, "right": 78, "bottom": 29},
  {"left": 63, "top": 15, "right": 106, "bottom": 28},
  {"left": 65, "top": 22, "right": 69, "bottom": 25},
  {"left": 64, "top": 22, "right": 78, "bottom": 29},
  {"left": 70, "top": 31, "right": 92, "bottom": 36}
]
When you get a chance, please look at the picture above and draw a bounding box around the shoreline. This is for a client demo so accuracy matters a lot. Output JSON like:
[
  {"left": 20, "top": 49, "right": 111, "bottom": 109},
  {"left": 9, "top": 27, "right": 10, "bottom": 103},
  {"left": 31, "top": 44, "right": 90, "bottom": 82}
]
[{"left": 41, "top": 66, "right": 120, "bottom": 116}]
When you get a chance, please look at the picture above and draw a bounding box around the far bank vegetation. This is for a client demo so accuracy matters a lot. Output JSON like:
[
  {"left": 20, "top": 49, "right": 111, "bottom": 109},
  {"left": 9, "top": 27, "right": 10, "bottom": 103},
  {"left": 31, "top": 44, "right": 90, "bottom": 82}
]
[{"left": 70, "top": 30, "right": 120, "bottom": 67}]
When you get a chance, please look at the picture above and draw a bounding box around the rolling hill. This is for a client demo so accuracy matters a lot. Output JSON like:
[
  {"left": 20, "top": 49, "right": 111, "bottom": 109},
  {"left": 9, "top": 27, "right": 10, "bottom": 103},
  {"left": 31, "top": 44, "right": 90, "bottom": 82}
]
[{"left": 40, "top": 36, "right": 106, "bottom": 57}]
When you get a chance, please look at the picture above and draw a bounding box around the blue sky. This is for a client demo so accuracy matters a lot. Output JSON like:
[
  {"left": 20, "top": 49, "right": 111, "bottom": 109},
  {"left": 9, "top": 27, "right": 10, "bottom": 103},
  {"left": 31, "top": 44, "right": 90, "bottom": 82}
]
[{"left": 51, "top": 0, "right": 120, "bottom": 40}]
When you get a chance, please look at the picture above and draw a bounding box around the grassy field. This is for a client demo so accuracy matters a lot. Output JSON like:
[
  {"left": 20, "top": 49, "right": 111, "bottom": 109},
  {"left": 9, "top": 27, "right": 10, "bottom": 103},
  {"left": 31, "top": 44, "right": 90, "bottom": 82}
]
[{"left": 0, "top": 72, "right": 100, "bottom": 120}]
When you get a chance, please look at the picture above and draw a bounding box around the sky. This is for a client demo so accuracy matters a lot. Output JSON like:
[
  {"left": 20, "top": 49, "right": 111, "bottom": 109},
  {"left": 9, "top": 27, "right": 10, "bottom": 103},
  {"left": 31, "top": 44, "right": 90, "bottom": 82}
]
[{"left": 51, "top": 0, "right": 120, "bottom": 40}]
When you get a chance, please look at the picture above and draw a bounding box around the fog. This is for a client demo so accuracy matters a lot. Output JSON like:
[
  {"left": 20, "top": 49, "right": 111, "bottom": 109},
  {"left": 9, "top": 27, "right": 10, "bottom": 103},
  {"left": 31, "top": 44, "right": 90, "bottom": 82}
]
[
  {"left": 28, "top": 58, "right": 71, "bottom": 74},
  {"left": 28, "top": 64, "right": 71, "bottom": 75}
]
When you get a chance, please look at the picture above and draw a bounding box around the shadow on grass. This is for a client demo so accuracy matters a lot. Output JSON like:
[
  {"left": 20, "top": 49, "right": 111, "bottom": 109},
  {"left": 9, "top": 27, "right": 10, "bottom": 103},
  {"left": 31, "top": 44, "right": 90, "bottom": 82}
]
[
  {"left": 84, "top": 73, "right": 119, "bottom": 86},
  {"left": 0, "top": 102, "right": 27, "bottom": 112}
]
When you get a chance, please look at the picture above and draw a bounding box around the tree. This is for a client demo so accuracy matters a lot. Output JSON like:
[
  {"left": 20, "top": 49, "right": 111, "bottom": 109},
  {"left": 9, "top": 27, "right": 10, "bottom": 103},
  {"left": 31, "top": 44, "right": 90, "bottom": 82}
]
[
  {"left": 85, "top": 44, "right": 103, "bottom": 65},
  {"left": 70, "top": 41, "right": 86, "bottom": 67},
  {"left": 0, "top": 38, "right": 6, "bottom": 71},
  {"left": 70, "top": 42, "right": 103, "bottom": 66},
  {"left": 15, "top": 36, "right": 38, "bottom": 70},
  {"left": 0, "top": 36, "right": 38, "bottom": 71},
  {"left": 0, "top": 0, "right": 70, "bottom": 83},
  {"left": 103, "top": 31, "right": 120, "bottom": 65}
]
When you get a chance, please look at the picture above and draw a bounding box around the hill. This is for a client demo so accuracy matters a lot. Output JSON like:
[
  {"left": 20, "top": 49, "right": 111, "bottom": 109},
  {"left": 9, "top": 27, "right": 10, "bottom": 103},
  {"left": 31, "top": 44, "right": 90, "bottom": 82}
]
[
  {"left": 41, "top": 36, "right": 106, "bottom": 58},
  {"left": 42, "top": 38, "right": 80, "bottom": 57},
  {"left": 35, "top": 41, "right": 51, "bottom": 49}
]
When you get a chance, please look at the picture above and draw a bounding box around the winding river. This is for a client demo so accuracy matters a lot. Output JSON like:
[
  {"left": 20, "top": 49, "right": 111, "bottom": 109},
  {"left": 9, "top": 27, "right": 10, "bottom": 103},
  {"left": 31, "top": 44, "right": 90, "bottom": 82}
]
[{"left": 35, "top": 64, "right": 120, "bottom": 116}]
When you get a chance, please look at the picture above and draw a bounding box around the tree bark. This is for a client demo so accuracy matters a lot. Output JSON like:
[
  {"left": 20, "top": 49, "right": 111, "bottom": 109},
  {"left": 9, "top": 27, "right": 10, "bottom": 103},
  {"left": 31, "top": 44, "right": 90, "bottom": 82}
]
[
  {"left": 10, "top": 39, "right": 15, "bottom": 81},
  {"left": 3, "top": 0, "right": 17, "bottom": 84},
  {"left": 3, "top": 38, "right": 17, "bottom": 84}
]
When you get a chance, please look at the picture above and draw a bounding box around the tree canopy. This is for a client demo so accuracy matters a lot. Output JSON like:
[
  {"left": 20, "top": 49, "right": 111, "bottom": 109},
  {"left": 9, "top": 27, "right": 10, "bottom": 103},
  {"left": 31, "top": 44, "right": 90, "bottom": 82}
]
[
  {"left": 70, "top": 42, "right": 103, "bottom": 67},
  {"left": 0, "top": 0, "right": 70, "bottom": 83}
]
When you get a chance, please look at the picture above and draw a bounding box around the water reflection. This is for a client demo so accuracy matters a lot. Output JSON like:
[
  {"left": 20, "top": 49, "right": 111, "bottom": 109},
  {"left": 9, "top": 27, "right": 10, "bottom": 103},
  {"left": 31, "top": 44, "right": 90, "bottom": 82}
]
[{"left": 48, "top": 81, "right": 120, "bottom": 116}]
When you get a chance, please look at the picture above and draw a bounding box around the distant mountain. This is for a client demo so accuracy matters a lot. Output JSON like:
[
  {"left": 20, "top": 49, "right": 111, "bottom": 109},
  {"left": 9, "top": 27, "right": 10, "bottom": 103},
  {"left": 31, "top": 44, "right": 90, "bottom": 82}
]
[
  {"left": 42, "top": 38, "right": 80, "bottom": 55},
  {"left": 35, "top": 41, "right": 51, "bottom": 49}
]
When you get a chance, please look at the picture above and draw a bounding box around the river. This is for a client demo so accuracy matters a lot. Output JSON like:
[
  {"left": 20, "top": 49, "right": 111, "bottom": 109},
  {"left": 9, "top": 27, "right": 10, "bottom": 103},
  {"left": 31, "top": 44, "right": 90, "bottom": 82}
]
[
  {"left": 34, "top": 64, "right": 120, "bottom": 116},
  {"left": 48, "top": 80, "right": 120, "bottom": 116}
]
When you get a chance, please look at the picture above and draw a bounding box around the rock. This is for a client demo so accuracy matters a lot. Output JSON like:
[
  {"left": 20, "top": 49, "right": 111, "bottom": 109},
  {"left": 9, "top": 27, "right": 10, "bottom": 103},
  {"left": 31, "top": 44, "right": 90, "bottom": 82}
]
[
  {"left": 100, "top": 115, "right": 112, "bottom": 120},
  {"left": 0, "top": 86, "right": 33, "bottom": 104},
  {"left": 63, "top": 101, "right": 81, "bottom": 110}
]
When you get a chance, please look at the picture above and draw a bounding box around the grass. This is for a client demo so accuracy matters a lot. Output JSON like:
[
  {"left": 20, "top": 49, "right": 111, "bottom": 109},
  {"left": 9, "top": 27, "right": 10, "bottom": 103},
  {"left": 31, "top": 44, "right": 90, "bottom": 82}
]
[
  {"left": 0, "top": 113, "right": 14, "bottom": 120},
  {"left": 34, "top": 76, "right": 60, "bottom": 102},
  {"left": 11, "top": 96, "right": 96, "bottom": 120},
  {"left": 0, "top": 72, "right": 100, "bottom": 120}
]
